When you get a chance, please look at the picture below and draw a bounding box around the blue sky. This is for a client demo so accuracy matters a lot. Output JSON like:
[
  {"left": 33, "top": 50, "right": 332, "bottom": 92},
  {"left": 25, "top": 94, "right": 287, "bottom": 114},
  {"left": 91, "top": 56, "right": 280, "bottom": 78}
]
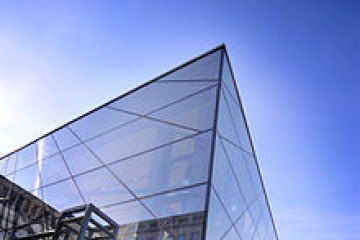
[{"left": 0, "top": 1, "right": 359, "bottom": 239}]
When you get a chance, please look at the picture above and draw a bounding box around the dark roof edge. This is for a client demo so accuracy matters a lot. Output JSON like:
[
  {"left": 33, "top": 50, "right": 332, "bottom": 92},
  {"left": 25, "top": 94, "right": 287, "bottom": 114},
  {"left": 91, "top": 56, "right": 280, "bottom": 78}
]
[{"left": 0, "top": 44, "right": 226, "bottom": 160}]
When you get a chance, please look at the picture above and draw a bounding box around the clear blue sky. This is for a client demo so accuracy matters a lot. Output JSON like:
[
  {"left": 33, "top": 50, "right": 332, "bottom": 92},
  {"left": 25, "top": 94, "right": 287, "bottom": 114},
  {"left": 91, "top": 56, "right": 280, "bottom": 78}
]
[{"left": 0, "top": 1, "right": 358, "bottom": 239}]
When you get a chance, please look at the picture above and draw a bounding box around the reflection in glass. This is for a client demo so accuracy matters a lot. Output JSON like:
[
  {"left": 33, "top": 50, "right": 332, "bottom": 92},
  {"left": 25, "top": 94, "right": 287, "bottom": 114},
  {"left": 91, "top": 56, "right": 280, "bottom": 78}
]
[
  {"left": 17, "top": 144, "right": 37, "bottom": 170},
  {"left": 108, "top": 132, "right": 211, "bottom": 197},
  {"left": 61, "top": 143, "right": 102, "bottom": 175},
  {"left": 41, "top": 154, "right": 71, "bottom": 186},
  {"left": 87, "top": 118, "right": 194, "bottom": 165},
  {"left": 142, "top": 184, "right": 206, "bottom": 219},
  {"left": 235, "top": 210, "right": 256, "bottom": 240},
  {"left": 70, "top": 107, "right": 137, "bottom": 141},
  {"left": 109, "top": 81, "right": 216, "bottom": 116},
  {"left": 150, "top": 86, "right": 217, "bottom": 131},
  {"left": 205, "top": 186, "right": 232, "bottom": 240},
  {"left": 212, "top": 137, "right": 246, "bottom": 221},
  {"left": 53, "top": 127, "right": 80, "bottom": 151},
  {"left": 43, "top": 179, "right": 84, "bottom": 210},
  {"left": 75, "top": 167, "right": 133, "bottom": 207},
  {"left": 221, "top": 139, "right": 257, "bottom": 204},
  {"left": 14, "top": 164, "right": 39, "bottom": 191}
]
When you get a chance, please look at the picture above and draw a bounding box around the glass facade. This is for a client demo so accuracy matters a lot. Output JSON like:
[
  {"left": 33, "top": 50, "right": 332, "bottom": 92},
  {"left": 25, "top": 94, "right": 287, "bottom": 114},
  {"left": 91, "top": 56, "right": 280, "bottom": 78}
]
[{"left": 0, "top": 46, "right": 278, "bottom": 240}]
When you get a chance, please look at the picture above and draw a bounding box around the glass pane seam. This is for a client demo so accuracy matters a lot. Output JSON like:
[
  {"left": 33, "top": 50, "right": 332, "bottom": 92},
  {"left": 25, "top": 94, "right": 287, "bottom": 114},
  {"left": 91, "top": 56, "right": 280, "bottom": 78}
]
[
  {"left": 210, "top": 185, "right": 233, "bottom": 225},
  {"left": 222, "top": 81, "right": 240, "bottom": 108},
  {"left": 220, "top": 88, "right": 246, "bottom": 149},
  {"left": 218, "top": 133, "right": 260, "bottom": 200},
  {"left": 67, "top": 127, "right": 159, "bottom": 220},
  {"left": 51, "top": 134, "right": 87, "bottom": 204},
  {"left": 158, "top": 79, "right": 219, "bottom": 83},
  {"left": 218, "top": 225, "right": 235, "bottom": 240},
  {"left": 109, "top": 83, "right": 217, "bottom": 117},
  {"left": 107, "top": 107, "right": 200, "bottom": 133},
  {"left": 101, "top": 129, "right": 212, "bottom": 167},
  {"left": 218, "top": 136, "right": 254, "bottom": 205},
  {"left": 34, "top": 130, "right": 212, "bottom": 190},
  {"left": 249, "top": 205, "right": 267, "bottom": 240},
  {"left": 101, "top": 182, "right": 207, "bottom": 209},
  {"left": 218, "top": 134, "right": 253, "bottom": 156}
]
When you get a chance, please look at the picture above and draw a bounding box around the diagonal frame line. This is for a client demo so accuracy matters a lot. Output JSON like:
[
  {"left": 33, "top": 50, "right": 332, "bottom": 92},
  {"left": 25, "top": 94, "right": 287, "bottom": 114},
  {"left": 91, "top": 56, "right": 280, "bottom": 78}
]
[{"left": 51, "top": 134, "right": 87, "bottom": 204}]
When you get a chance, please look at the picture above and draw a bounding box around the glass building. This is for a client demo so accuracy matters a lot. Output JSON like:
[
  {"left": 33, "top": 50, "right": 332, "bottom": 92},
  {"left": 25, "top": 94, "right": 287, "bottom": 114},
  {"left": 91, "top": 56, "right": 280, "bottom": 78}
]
[{"left": 0, "top": 45, "right": 278, "bottom": 240}]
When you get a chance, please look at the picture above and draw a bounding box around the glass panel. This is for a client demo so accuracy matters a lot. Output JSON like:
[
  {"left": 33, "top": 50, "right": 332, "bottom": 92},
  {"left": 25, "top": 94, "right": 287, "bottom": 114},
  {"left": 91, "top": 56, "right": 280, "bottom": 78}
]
[
  {"left": 212, "top": 137, "right": 246, "bottom": 221},
  {"left": 43, "top": 179, "right": 84, "bottom": 210},
  {"left": 109, "top": 81, "right": 216, "bottom": 115},
  {"left": 6, "top": 154, "right": 17, "bottom": 174},
  {"left": 149, "top": 87, "right": 217, "bottom": 131},
  {"left": 74, "top": 167, "right": 133, "bottom": 207},
  {"left": 87, "top": 118, "right": 194, "bottom": 165},
  {"left": 221, "top": 227, "right": 240, "bottom": 240},
  {"left": 245, "top": 154, "right": 263, "bottom": 196},
  {"left": 221, "top": 139, "right": 257, "bottom": 204},
  {"left": 53, "top": 127, "right": 81, "bottom": 151},
  {"left": 160, "top": 50, "right": 222, "bottom": 81},
  {"left": 40, "top": 154, "right": 71, "bottom": 186},
  {"left": 0, "top": 156, "right": 8, "bottom": 175},
  {"left": 222, "top": 87, "right": 252, "bottom": 153},
  {"left": 235, "top": 210, "right": 256, "bottom": 240},
  {"left": 108, "top": 131, "right": 212, "bottom": 197},
  {"left": 256, "top": 209, "right": 270, "bottom": 240},
  {"left": 14, "top": 164, "right": 39, "bottom": 191},
  {"left": 217, "top": 91, "right": 240, "bottom": 147},
  {"left": 61, "top": 143, "right": 102, "bottom": 176},
  {"left": 248, "top": 197, "right": 264, "bottom": 229},
  {"left": 70, "top": 107, "right": 137, "bottom": 142},
  {"left": 17, "top": 144, "right": 37, "bottom": 170},
  {"left": 38, "top": 135, "right": 60, "bottom": 159},
  {"left": 102, "top": 200, "right": 153, "bottom": 225},
  {"left": 142, "top": 184, "right": 206, "bottom": 219},
  {"left": 221, "top": 55, "right": 238, "bottom": 103},
  {"left": 205, "top": 186, "right": 232, "bottom": 240}
]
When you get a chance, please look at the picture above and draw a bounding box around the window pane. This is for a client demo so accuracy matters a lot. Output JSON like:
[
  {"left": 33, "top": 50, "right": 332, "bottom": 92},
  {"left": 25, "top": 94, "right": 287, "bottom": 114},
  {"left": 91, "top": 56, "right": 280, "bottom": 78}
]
[
  {"left": 87, "top": 118, "right": 194, "bottom": 165},
  {"left": 149, "top": 87, "right": 217, "bottom": 131},
  {"left": 74, "top": 167, "right": 133, "bottom": 207},
  {"left": 14, "top": 164, "right": 39, "bottom": 191},
  {"left": 108, "top": 131, "right": 211, "bottom": 197},
  {"left": 248, "top": 197, "right": 264, "bottom": 229},
  {"left": 39, "top": 135, "right": 60, "bottom": 159},
  {"left": 222, "top": 227, "right": 240, "bottom": 240},
  {"left": 17, "top": 144, "right": 37, "bottom": 170},
  {"left": 70, "top": 107, "right": 137, "bottom": 142},
  {"left": 43, "top": 179, "right": 84, "bottom": 210},
  {"left": 142, "top": 184, "right": 206, "bottom": 219},
  {"left": 205, "top": 186, "right": 232, "bottom": 240},
  {"left": 221, "top": 139, "right": 257, "bottom": 204},
  {"left": 0, "top": 157, "right": 8, "bottom": 175},
  {"left": 41, "top": 154, "right": 71, "bottom": 186},
  {"left": 221, "top": 55, "right": 238, "bottom": 103},
  {"left": 160, "top": 50, "right": 222, "bottom": 81},
  {"left": 109, "top": 81, "right": 216, "bottom": 115},
  {"left": 217, "top": 91, "right": 239, "bottom": 147},
  {"left": 102, "top": 200, "right": 153, "bottom": 225},
  {"left": 235, "top": 210, "right": 256, "bottom": 240},
  {"left": 212, "top": 137, "right": 246, "bottom": 221},
  {"left": 53, "top": 127, "right": 81, "bottom": 151},
  {"left": 222, "top": 87, "right": 252, "bottom": 153},
  {"left": 61, "top": 144, "right": 102, "bottom": 176}
]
